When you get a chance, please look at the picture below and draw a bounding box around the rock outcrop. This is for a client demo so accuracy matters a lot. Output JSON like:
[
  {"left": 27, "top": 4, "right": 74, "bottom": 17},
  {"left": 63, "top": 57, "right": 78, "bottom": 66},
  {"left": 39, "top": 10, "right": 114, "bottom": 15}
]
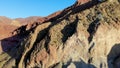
[{"left": 0, "top": 0, "right": 120, "bottom": 68}]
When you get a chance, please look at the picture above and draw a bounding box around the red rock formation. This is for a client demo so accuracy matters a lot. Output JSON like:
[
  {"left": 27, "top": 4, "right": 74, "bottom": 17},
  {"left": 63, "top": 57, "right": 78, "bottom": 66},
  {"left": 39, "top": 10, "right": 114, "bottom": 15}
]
[{"left": 77, "top": 0, "right": 91, "bottom": 4}]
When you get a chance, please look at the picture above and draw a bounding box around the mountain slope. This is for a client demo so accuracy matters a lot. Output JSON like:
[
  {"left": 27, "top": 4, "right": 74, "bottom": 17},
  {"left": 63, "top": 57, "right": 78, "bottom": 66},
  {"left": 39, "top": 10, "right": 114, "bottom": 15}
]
[{"left": 0, "top": 0, "right": 120, "bottom": 68}]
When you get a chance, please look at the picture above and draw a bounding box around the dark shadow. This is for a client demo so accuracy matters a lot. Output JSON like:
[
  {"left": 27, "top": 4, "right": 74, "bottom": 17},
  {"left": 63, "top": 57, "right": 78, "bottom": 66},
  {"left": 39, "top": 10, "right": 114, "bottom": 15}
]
[
  {"left": 87, "top": 18, "right": 100, "bottom": 43},
  {"left": 100, "top": 63, "right": 107, "bottom": 68},
  {"left": 62, "top": 59, "right": 72, "bottom": 68},
  {"left": 0, "top": 34, "right": 24, "bottom": 68},
  {"left": 12, "top": 25, "right": 27, "bottom": 36},
  {"left": 1, "top": 35, "right": 21, "bottom": 58},
  {"left": 62, "top": 59, "right": 96, "bottom": 68},
  {"left": 88, "top": 42, "right": 95, "bottom": 53},
  {"left": 16, "top": 25, "right": 26, "bottom": 33},
  {"left": 1, "top": 34, "right": 21, "bottom": 56},
  {"left": 61, "top": 16, "right": 78, "bottom": 43},
  {"left": 88, "top": 57, "right": 93, "bottom": 64},
  {"left": 107, "top": 43, "right": 120, "bottom": 68},
  {"left": 73, "top": 60, "right": 96, "bottom": 68}
]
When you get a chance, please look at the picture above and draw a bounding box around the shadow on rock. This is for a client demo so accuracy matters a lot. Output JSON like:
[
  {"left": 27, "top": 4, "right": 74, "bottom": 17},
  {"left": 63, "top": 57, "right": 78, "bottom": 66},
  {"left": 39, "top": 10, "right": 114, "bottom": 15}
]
[
  {"left": 107, "top": 43, "right": 120, "bottom": 68},
  {"left": 0, "top": 34, "right": 21, "bottom": 57},
  {"left": 87, "top": 18, "right": 100, "bottom": 43},
  {"left": 63, "top": 59, "right": 96, "bottom": 68},
  {"left": 61, "top": 16, "right": 78, "bottom": 43}
]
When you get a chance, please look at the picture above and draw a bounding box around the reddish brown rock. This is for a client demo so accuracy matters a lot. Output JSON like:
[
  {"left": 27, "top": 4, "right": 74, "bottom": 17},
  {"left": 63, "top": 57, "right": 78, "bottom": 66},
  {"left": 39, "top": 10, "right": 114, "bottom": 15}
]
[{"left": 77, "top": 0, "right": 91, "bottom": 4}]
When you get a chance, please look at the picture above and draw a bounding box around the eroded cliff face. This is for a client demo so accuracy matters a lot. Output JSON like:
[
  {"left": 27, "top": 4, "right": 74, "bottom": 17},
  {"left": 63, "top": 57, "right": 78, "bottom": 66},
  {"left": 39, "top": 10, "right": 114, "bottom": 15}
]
[{"left": 0, "top": 0, "right": 120, "bottom": 68}]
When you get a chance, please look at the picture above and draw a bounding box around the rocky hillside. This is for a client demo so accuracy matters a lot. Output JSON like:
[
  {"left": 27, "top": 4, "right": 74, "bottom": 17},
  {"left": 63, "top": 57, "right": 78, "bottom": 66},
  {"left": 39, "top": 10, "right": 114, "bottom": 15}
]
[{"left": 0, "top": 0, "right": 120, "bottom": 68}]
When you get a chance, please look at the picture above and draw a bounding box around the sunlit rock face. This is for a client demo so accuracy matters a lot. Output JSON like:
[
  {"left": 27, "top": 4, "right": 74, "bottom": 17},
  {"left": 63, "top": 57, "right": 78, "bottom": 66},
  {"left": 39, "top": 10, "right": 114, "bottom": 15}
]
[
  {"left": 0, "top": 0, "right": 120, "bottom": 68},
  {"left": 77, "top": 0, "right": 91, "bottom": 4}
]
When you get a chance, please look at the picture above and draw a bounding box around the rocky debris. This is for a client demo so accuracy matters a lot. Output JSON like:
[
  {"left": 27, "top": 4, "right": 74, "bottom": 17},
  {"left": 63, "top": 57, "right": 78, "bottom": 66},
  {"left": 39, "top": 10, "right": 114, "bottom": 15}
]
[{"left": 0, "top": 0, "right": 120, "bottom": 68}]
